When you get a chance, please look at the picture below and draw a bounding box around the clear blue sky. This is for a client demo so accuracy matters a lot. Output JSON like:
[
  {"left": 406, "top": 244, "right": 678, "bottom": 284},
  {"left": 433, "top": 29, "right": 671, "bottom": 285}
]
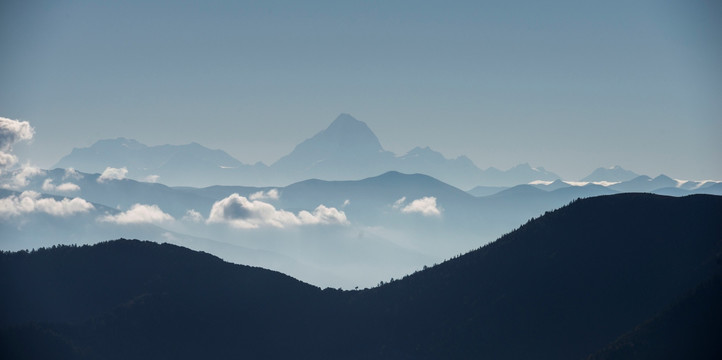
[{"left": 1, "top": 0, "right": 720, "bottom": 180}]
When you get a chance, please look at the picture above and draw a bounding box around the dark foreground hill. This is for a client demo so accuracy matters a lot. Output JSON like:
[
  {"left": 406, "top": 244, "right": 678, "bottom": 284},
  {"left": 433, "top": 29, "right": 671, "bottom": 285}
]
[
  {"left": 1, "top": 194, "right": 721, "bottom": 359},
  {"left": 588, "top": 274, "right": 722, "bottom": 360}
]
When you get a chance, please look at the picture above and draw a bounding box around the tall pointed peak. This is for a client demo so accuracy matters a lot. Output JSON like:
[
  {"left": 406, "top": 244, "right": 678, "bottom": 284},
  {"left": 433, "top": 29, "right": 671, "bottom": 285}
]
[
  {"left": 326, "top": 113, "right": 370, "bottom": 132},
  {"left": 332, "top": 113, "right": 359, "bottom": 123},
  {"left": 309, "top": 113, "right": 382, "bottom": 150}
]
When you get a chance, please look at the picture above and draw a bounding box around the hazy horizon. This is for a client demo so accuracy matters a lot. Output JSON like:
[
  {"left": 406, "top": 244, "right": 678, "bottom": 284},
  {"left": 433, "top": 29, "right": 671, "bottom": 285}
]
[{"left": 2, "top": 0, "right": 721, "bottom": 180}]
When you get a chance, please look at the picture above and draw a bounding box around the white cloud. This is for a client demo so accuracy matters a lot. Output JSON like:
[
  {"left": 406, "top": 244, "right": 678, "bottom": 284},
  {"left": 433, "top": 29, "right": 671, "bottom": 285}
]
[
  {"left": 343, "top": 199, "right": 350, "bottom": 207},
  {"left": 42, "top": 179, "right": 80, "bottom": 193},
  {"left": 3, "top": 165, "right": 45, "bottom": 189},
  {"left": 56, "top": 182, "right": 81, "bottom": 192},
  {"left": 529, "top": 180, "right": 554, "bottom": 185},
  {"left": 207, "top": 193, "right": 348, "bottom": 229},
  {"left": 97, "top": 167, "right": 128, "bottom": 183},
  {"left": 0, "top": 152, "right": 17, "bottom": 169},
  {"left": 143, "top": 174, "right": 160, "bottom": 183},
  {"left": 249, "top": 189, "right": 279, "bottom": 201},
  {"left": 298, "top": 205, "right": 349, "bottom": 225},
  {"left": 591, "top": 181, "right": 620, "bottom": 187},
  {"left": 182, "top": 209, "right": 204, "bottom": 223},
  {"left": 0, "top": 191, "right": 94, "bottom": 218},
  {"left": 99, "top": 203, "right": 174, "bottom": 225},
  {"left": 392, "top": 197, "right": 407, "bottom": 209},
  {"left": 207, "top": 194, "right": 299, "bottom": 229},
  {"left": 400, "top": 196, "right": 441, "bottom": 217},
  {"left": 63, "top": 168, "right": 83, "bottom": 180},
  {"left": 0, "top": 117, "right": 34, "bottom": 173}
]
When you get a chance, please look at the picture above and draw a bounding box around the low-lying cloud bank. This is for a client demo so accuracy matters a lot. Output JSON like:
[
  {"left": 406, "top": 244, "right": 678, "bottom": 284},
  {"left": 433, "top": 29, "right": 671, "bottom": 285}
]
[
  {"left": 207, "top": 193, "right": 348, "bottom": 229},
  {"left": 99, "top": 204, "right": 174, "bottom": 225},
  {"left": 0, "top": 191, "right": 94, "bottom": 218}
]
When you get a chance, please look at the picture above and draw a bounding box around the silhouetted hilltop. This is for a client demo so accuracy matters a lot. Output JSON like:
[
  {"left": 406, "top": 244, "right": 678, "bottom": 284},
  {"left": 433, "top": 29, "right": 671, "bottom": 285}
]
[{"left": 2, "top": 194, "right": 721, "bottom": 359}]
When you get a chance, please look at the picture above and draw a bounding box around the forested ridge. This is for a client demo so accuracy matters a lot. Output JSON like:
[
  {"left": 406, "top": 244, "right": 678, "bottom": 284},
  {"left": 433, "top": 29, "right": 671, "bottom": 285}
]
[{"left": 2, "top": 193, "right": 721, "bottom": 359}]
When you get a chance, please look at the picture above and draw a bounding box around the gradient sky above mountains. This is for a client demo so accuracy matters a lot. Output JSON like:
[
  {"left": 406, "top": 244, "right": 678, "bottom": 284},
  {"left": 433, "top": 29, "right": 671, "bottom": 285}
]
[{"left": 1, "top": 0, "right": 720, "bottom": 180}]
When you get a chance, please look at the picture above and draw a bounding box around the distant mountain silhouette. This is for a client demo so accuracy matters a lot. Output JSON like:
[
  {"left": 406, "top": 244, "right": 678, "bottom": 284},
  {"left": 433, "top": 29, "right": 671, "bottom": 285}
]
[
  {"left": 581, "top": 165, "right": 639, "bottom": 182},
  {"left": 52, "top": 114, "right": 561, "bottom": 188},
  {"left": 610, "top": 174, "right": 678, "bottom": 193},
  {"left": 466, "top": 185, "right": 509, "bottom": 197},
  {"left": 269, "top": 114, "right": 396, "bottom": 184},
  {"left": 2, "top": 194, "right": 720, "bottom": 359},
  {"left": 53, "top": 138, "right": 268, "bottom": 187},
  {"left": 269, "top": 114, "right": 560, "bottom": 187},
  {"left": 487, "top": 163, "right": 559, "bottom": 185}
]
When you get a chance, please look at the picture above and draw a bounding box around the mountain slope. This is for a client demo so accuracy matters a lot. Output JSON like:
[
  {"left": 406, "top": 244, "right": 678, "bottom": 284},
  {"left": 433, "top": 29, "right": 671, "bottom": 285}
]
[
  {"left": 344, "top": 193, "right": 721, "bottom": 359},
  {"left": 2, "top": 194, "right": 721, "bottom": 359},
  {"left": 588, "top": 274, "right": 722, "bottom": 360},
  {"left": 269, "top": 113, "right": 397, "bottom": 183}
]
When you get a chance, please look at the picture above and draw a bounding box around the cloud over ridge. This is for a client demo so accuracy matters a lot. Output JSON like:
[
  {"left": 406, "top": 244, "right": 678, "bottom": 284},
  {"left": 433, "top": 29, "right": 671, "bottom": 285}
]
[
  {"left": 99, "top": 204, "right": 174, "bottom": 225},
  {"left": 97, "top": 167, "right": 128, "bottom": 183},
  {"left": 395, "top": 196, "right": 442, "bottom": 217},
  {"left": 0, "top": 191, "right": 94, "bottom": 218},
  {"left": 42, "top": 179, "right": 80, "bottom": 193},
  {"left": 207, "top": 193, "right": 348, "bottom": 229}
]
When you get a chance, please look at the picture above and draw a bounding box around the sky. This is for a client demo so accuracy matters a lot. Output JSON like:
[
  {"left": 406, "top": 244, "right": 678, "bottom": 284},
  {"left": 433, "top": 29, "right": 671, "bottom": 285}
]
[{"left": 1, "top": 0, "right": 720, "bottom": 180}]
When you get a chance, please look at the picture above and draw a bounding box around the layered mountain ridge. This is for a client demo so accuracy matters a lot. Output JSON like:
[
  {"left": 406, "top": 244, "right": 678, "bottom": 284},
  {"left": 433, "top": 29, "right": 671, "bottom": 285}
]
[{"left": 53, "top": 114, "right": 560, "bottom": 188}]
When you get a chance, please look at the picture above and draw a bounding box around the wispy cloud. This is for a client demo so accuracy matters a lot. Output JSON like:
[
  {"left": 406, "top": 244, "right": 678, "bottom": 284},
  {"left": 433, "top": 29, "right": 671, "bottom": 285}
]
[
  {"left": 207, "top": 193, "right": 348, "bottom": 229},
  {"left": 143, "top": 174, "right": 160, "bottom": 183},
  {"left": 0, "top": 191, "right": 94, "bottom": 218},
  {"left": 182, "top": 209, "right": 204, "bottom": 223},
  {"left": 99, "top": 204, "right": 173, "bottom": 225},
  {"left": 63, "top": 167, "right": 83, "bottom": 180},
  {"left": 392, "top": 197, "right": 406, "bottom": 209},
  {"left": 97, "top": 167, "right": 128, "bottom": 183}
]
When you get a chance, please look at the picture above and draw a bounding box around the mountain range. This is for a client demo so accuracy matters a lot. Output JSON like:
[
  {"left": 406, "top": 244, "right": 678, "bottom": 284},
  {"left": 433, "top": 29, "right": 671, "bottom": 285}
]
[
  {"left": 471, "top": 175, "right": 722, "bottom": 198},
  {"left": 4, "top": 164, "right": 721, "bottom": 289},
  {"left": 2, "top": 193, "right": 720, "bottom": 359},
  {"left": 54, "top": 114, "right": 561, "bottom": 188}
]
